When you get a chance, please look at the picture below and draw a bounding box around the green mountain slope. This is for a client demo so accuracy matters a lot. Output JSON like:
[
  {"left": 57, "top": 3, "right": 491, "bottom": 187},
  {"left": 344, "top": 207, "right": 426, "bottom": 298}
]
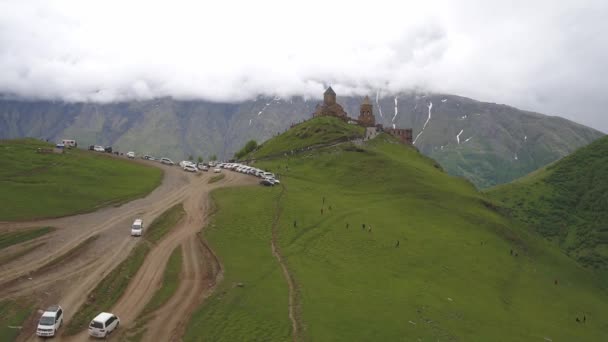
[
  {"left": 186, "top": 117, "right": 608, "bottom": 341},
  {"left": 487, "top": 136, "right": 608, "bottom": 271},
  {"left": 250, "top": 116, "right": 365, "bottom": 159},
  {"left": 0, "top": 94, "right": 602, "bottom": 188},
  {"left": 0, "top": 138, "right": 162, "bottom": 221}
]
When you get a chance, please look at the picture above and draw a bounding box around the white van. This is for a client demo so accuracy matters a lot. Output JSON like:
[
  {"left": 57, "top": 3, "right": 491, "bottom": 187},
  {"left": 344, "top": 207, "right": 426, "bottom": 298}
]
[
  {"left": 36, "top": 305, "right": 63, "bottom": 337},
  {"left": 88, "top": 312, "right": 120, "bottom": 338},
  {"left": 126, "top": 151, "right": 135, "bottom": 159},
  {"left": 62, "top": 139, "right": 77, "bottom": 147},
  {"left": 131, "top": 219, "right": 144, "bottom": 236}
]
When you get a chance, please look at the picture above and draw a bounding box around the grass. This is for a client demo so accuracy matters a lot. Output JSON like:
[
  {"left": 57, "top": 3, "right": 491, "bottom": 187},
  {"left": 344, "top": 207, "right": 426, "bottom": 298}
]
[
  {"left": 0, "top": 299, "right": 33, "bottom": 341},
  {"left": 208, "top": 174, "right": 225, "bottom": 184},
  {"left": 145, "top": 204, "right": 186, "bottom": 244},
  {"left": 183, "top": 187, "right": 291, "bottom": 341},
  {"left": 249, "top": 116, "right": 364, "bottom": 159},
  {"left": 0, "top": 138, "right": 163, "bottom": 221},
  {"left": 65, "top": 203, "right": 185, "bottom": 335},
  {"left": 121, "top": 246, "right": 183, "bottom": 342},
  {"left": 0, "top": 226, "right": 54, "bottom": 250},
  {"left": 184, "top": 121, "right": 608, "bottom": 341},
  {"left": 487, "top": 136, "right": 608, "bottom": 271},
  {"left": 142, "top": 245, "right": 183, "bottom": 315}
]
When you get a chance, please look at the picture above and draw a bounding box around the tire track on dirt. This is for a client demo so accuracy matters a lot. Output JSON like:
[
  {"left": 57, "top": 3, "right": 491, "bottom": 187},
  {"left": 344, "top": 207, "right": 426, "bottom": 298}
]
[{"left": 270, "top": 184, "right": 301, "bottom": 342}]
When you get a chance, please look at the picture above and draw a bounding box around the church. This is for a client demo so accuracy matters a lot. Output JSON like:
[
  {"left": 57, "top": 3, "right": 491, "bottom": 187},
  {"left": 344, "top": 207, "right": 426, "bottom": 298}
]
[{"left": 313, "top": 87, "right": 413, "bottom": 144}]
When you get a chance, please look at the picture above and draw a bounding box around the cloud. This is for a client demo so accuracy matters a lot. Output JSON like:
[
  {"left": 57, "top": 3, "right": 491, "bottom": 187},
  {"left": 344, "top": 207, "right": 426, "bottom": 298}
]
[{"left": 1, "top": 0, "right": 607, "bottom": 131}]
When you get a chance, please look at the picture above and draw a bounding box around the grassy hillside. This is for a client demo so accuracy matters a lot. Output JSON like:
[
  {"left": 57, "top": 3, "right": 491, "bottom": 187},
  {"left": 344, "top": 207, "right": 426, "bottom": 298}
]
[
  {"left": 186, "top": 122, "right": 608, "bottom": 340},
  {"left": 2, "top": 95, "right": 601, "bottom": 188},
  {"left": 249, "top": 116, "right": 364, "bottom": 159},
  {"left": 184, "top": 187, "right": 290, "bottom": 341},
  {"left": 487, "top": 136, "right": 608, "bottom": 271},
  {"left": 0, "top": 139, "right": 162, "bottom": 221}
]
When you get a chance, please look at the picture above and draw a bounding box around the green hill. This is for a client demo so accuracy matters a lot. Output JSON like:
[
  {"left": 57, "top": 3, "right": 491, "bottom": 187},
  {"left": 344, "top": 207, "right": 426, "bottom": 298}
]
[
  {"left": 0, "top": 139, "right": 162, "bottom": 221},
  {"left": 250, "top": 116, "right": 365, "bottom": 159},
  {"left": 487, "top": 136, "right": 608, "bottom": 271},
  {"left": 186, "top": 117, "right": 608, "bottom": 341},
  {"left": 2, "top": 94, "right": 602, "bottom": 189}
]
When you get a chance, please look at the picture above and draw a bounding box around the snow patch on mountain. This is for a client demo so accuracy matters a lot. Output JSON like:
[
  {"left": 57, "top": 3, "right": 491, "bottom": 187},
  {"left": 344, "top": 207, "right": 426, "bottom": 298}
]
[
  {"left": 456, "top": 129, "right": 464, "bottom": 144},
  {"left": 413, "top": 101, "right": 433, "bottom": 145},
  {"left": 375, "top": 90, "right": 383, "bottom": 118},
  {"left": 392, "top": 97, "right": 398, "bottom": 122}
]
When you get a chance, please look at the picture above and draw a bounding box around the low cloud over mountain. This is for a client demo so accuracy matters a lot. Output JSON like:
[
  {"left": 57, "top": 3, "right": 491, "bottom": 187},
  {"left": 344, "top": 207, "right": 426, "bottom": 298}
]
[{"left": 1, "top": 0, "right": 607, "bottom": 131}]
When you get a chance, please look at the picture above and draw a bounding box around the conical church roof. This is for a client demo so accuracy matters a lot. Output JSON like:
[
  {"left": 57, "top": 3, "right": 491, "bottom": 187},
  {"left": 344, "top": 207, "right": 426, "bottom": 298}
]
[
  {"left": 362, "top": 96, "right": 371, "bottom": 105},
  {"left": 324, "top": 86, "right": 336, "bottom": 95}
]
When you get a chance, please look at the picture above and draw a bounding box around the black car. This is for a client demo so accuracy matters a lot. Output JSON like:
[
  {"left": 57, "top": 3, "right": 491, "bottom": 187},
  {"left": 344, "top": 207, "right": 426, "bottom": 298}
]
[
  {"left": 88, "top": 145, "right": 95, "bottom": 151},
  {"left": 104, "top": 146, "right": 113, "bottom": 153},
  {"left": 260, "top": 179, "right": 275, "bottom": 186}
]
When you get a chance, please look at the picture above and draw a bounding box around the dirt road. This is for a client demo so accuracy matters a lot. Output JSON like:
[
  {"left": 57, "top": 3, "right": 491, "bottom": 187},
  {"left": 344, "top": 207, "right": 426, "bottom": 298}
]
[{"left": 0, "top": 162, "right": 255, "bottom": 341}]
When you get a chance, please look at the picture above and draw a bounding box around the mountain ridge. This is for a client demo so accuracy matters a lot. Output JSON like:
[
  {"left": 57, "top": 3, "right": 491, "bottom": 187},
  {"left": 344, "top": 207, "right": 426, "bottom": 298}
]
[{"left": 0, "top": 92, "right": 603, "bottom": 188}]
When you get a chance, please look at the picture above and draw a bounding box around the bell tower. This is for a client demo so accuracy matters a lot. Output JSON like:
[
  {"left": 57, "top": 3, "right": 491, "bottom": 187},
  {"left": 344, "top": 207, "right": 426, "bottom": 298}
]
[
  {"left": 324, "top": 86, "right": 336, "bottom": 105},
  {"left": 358, "top": 96, "right": 375, "bottom": 126}
]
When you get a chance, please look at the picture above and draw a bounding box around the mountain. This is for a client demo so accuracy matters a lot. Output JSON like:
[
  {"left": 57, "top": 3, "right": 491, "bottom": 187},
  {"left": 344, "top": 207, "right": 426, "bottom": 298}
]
[
  {"left": 185, "top": 116, "right": 608, "bottom": 341},
  {"left": 487, "top": 136, "right": 608, "bottom": 271},
  {"left": 0, "top": 93, "right": 602, "bottom": 188}
]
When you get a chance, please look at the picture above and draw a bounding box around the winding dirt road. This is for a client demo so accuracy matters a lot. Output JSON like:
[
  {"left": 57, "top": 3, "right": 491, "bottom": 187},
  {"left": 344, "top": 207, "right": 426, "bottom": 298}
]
[{"left": 0, "top": 160, "right": 255, "bottom": 341}]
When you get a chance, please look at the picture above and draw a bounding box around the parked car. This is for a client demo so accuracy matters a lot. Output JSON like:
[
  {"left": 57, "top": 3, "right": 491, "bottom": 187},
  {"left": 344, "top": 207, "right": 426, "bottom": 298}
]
[
  {"left": 131, "top": 219, "right": 144, "bottom": 236},
  {"left": 179, "top": 160, "right": 195, "bottom": 168},
  {"left": 93, "top": 145, "right": 105, "bottom": 152},
  {"left": 126, "top": 151, "right": 135, "bottom": 159},
  {"left": 201, "top": 165, "right": 209, "bottom": 172},
  {"left": 213, "top": 167, "right": 221, "bottom": 173},
  {"left": 160, "top": 158, "right": 175, "bottom": 165},
  {"left": 36, "top": 305, "right": 64, "bottom": 337},
  {"left": 260, "top": 178, "right": 275, "bottom": 186},
  {"left": 88, "top": 145, "right": 95, "bottom": 151},
  {"left": 62, "top": 139, "right": 77, "bottom": 148},
  {"left": 88, "top": 312, "right": 120, "bottom": 338},
  {"left": 104, "top": 146, "right": 113, "bottom": 153},
  {"left": 183, "top": 164, "right": 198, "bottom": 172}
]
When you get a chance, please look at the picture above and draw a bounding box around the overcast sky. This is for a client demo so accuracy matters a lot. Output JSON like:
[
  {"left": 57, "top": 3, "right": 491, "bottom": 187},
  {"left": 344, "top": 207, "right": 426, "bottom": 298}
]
[{"left": 1, "top": 0, "right": 607, "bottom": 131}]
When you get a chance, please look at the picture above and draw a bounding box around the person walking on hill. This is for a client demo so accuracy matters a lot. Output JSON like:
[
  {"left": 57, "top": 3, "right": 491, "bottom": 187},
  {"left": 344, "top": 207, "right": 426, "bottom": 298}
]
[{"left": 396, "top": 240, "right": 400, "bottom": 248}]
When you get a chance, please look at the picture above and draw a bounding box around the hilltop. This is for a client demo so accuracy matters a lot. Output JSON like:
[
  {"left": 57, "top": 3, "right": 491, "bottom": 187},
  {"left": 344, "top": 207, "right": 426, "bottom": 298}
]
[
  {"left": 185, "top": 117, "right": 608, "bottom": 341},
  {"left": 0, "top": 93, "right": 602, "bottom": 188},
  {"left": 487, "top": 136, "right": 608, "bottom": 271},
  {"left": 0, "top": 138, "right": 162, "bottom": 220}
]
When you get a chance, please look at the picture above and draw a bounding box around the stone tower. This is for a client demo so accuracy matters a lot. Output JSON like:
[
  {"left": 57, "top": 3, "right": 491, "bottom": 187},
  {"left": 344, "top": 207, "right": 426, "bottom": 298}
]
[
  {"left": 358, "top": 96, "right": 375, "bottom": 126},
  {"left": 313, "top": 86, "right": 348, "bottom": 119},
  {"left": 324, "top": 86, "right": 337, "bottom": 105}
]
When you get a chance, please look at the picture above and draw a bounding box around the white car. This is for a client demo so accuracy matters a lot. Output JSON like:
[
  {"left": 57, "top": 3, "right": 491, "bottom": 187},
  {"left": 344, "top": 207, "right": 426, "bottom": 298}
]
[
  {"left": 36, "top": 305, "right": 64, "bottom": 337},
  {"left": 131, "top": 219, "right": 144, "bottom": 236},
  {"left": 93, "top": 145, "right": 105, "bottom": 152},
  {"left": 183, "top": 164, "right": 198, "bottom": 172},
  {"left": 89, "top": 312, "right": 120, "bottom": 338},
  {"left": 179, "top": 160, "right": 196, "bottom": 168},
  {"left": 126, "top": 151, "right": 135, "bottom": 159},
  {"left": 213, "top": 167, "right": 221, "bottom": 173},
  {"left": 160, "top": 158, "right": 175, "bottom": 165}
]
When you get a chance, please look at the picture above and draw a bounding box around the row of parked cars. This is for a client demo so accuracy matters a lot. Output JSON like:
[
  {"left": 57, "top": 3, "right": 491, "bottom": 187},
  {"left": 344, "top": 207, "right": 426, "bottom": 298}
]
[
  {"left": 178, "top": 160, "right": 222, "bottom": 173},
  {"left": 222, "top": 163, "right": 280, "bottom": 186},
  {"left": 36, "top": 305, "right": 119, "bottom": 338}
]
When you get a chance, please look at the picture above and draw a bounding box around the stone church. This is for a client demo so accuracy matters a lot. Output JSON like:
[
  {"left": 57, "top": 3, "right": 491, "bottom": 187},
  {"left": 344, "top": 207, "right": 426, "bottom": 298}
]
[{"left": 312, "top": 87, "right": 413, "bottom": 144}]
